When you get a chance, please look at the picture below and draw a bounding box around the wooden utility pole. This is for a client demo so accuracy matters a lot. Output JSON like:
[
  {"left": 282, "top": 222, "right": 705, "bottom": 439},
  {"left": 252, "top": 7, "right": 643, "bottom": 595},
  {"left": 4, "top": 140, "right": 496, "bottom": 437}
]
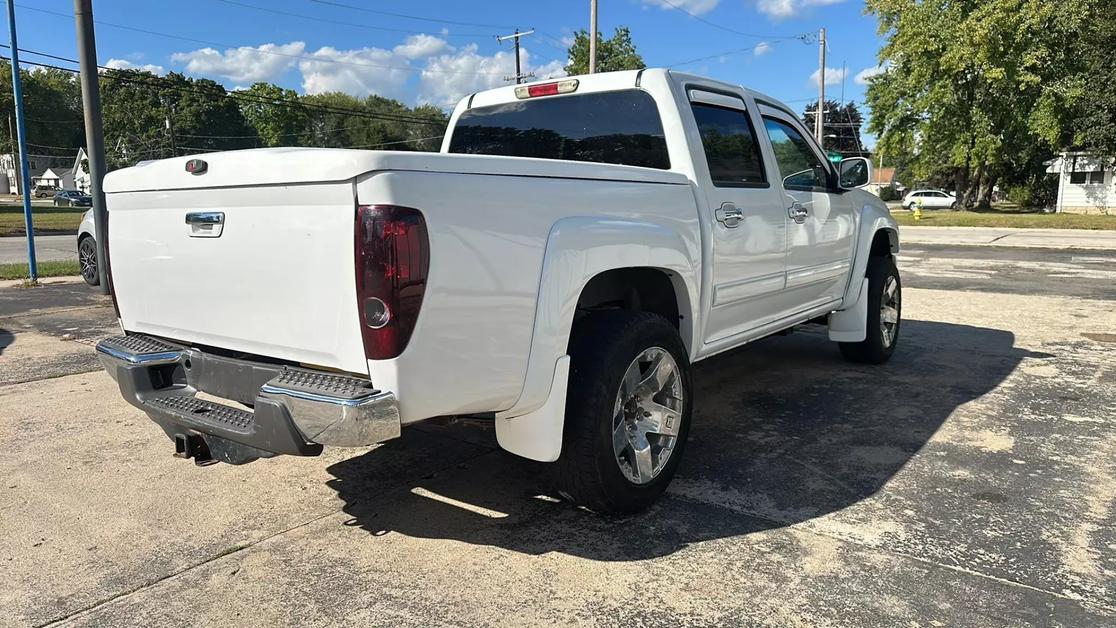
[
  {"left": 588, "top": 0, "right": 598, "bottom": 74},
  {"left": 496, "top": 29, "right": 535, "bottom": 84}
]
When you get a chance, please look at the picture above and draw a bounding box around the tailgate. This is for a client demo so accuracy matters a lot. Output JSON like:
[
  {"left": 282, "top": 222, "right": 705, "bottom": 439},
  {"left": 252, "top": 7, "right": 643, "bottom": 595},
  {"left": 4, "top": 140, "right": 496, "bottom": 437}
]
[{"left": 106, "top": 181, "right": 367, "bottom": 374}]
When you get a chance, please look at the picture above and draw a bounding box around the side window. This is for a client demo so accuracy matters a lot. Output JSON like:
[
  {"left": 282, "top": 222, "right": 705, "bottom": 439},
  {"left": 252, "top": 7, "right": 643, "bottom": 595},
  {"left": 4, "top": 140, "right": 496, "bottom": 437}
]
[
  {"left": 762, "top": 117, "right": 831, "bottom": 192},
  {"left": 690, "top": 102, "right": 765, "bottom": 187}
]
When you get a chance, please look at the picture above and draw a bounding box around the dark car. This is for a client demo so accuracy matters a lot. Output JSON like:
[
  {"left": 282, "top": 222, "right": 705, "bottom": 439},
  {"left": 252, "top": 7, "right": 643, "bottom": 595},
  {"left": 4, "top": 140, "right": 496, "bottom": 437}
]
[{"left": 53, "top": 190, "right": 93, "bottom": 207}]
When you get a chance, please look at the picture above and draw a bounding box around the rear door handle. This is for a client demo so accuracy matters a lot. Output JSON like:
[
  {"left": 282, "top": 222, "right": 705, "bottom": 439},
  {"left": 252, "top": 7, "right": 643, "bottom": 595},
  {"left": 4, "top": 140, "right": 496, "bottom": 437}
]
[
  {"left": 788, "top": 203, "right": 808, "bottom": 224},
  {"left": 185, "top": 211, "right": 225, "bottom": 237},
  {"left": 715, "top": 202, "right": 744, "bottom": 228}
]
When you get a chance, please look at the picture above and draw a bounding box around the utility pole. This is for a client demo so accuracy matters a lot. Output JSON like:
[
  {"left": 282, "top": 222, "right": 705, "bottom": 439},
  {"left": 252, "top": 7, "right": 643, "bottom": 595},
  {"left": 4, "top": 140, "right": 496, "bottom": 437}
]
[
  {"left": 588, "top": 0, "right": 598, "bottom": 74},
  {"left": 74, "top": 0, "right": 110, "bottom": 293},
  {"left": 7, "top": 0, "right": 37, "bottom": 282},
  {"left": 815, "top": 27, "right": 826, "bottom": 148},
  {"left": 165, "top": 104, "right": 177, "bottom": 156},
  {"left": 496, "top": 29, "right": 535, "bottom": 84}
]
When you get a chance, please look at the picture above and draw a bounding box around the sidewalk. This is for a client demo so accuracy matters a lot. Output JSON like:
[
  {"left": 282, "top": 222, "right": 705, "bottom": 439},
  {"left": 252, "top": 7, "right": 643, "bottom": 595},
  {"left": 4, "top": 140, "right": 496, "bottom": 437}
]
[{"left": 900, "top": 226, "right": 1116, "bottom": 250}]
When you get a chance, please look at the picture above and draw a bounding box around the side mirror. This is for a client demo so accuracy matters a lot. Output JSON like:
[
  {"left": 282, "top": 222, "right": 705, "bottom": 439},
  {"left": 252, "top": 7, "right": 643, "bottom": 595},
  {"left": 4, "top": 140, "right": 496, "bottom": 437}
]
[{"left": 838, "top": 157, "right": 872, "bottom": 189}]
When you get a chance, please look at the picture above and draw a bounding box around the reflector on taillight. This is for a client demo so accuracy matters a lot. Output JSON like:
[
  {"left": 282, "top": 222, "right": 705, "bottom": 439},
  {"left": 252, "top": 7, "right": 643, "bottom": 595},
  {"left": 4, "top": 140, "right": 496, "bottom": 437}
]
[
  {"left": 514, "top": 78, "right": 579, "bottom": 99},
  {"left": 354, "top": 205, "right": 429, "bottom": 360}
]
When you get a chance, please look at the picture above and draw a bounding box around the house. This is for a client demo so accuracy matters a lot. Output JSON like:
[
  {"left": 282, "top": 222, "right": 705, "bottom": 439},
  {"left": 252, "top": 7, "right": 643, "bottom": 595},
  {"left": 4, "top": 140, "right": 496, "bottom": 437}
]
[
  {"left": 865, "top": 166, "right": 901, "bottom": 197},
  {"left": 1046, "top": 152, "right": 1113, "bottom": 214},
  {"left": 71, "top": 147, "right": 91, "bottom": 193},
  {"left": 0, "top": 150, "right": 89, "bottom": 195}
]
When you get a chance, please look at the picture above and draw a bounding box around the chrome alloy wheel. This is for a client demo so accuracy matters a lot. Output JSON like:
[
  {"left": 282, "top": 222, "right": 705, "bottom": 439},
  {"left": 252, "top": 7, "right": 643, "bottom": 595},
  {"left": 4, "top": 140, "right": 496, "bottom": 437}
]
[
  {"left": 79, "top": 238, "right": 98, "bottom": 285},
  {"left": 880, "top": 275, "right": 900, "bottom": 348},
  {"left": 612, "top": 346, "right": 684, "bottom": 485}
]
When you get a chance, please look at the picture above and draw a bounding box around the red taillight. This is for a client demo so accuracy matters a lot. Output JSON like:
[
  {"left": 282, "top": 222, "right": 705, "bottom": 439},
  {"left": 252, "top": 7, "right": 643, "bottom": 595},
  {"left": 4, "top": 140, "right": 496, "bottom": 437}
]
[
  {"left": 355, "top": 205, "right": 429, "bottom": 360},
  {"left": 514, "top": 78, "right": 579, "bottom": 100},
  {"left": 528, "top": 83, "right": 560, "bottom": 97}
]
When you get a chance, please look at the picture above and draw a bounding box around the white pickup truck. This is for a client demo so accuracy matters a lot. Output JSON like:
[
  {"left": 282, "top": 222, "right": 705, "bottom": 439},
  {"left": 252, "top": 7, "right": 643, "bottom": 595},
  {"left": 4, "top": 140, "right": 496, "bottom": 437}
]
[{"left": 96, "top": 69, "right": 900, "bottom": 514}]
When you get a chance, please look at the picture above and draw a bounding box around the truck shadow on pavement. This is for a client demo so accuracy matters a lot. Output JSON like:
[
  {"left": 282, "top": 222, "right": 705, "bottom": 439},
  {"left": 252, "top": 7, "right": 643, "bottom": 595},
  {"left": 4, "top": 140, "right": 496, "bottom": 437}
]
[
  {"left": 326, "top": 319, "right": 1050, "bottom": 561},
  {"left": 0, "top": 328, "right": 13, "bottom": 355}
]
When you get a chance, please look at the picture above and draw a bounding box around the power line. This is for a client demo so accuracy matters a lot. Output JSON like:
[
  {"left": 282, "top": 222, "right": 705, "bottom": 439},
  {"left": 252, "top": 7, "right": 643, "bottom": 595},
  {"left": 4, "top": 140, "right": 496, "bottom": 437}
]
[
  {"left": 665, "top": 42, "right": 778, "bottom": 68},
  {"left": 15, "top": 4, "right": 521, "bottom": 77},
  {"left": 307, "top": 0, "right": 514, "bottom": 30},
  {"left": 209, "top": 0, "right": 491, "bottom": 39},
  {"left": 3, "top": 49, "right": 448, "bottom": 128},
  {"left": 654, "top": 0, "right": 811, "bottom": 41}
]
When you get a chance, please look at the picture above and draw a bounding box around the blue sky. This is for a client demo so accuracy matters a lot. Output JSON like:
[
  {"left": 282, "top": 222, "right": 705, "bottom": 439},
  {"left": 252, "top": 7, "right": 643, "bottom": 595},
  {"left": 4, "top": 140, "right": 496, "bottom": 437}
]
[{"left": 10, "top": 0, "right": 886, "bottom": 142}]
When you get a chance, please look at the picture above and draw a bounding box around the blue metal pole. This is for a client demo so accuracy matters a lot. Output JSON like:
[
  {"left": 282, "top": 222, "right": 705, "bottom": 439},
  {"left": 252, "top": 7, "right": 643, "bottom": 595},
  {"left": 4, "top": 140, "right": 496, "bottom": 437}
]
[{"left": 6, "top": 0, "right": 36, "bottom": 281}]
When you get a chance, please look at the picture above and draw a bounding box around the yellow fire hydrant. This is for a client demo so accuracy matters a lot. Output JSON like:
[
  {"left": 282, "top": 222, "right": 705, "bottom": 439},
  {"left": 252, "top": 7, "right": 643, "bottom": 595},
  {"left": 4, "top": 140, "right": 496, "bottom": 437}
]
[{"left": 913, "top": 198, "right": 924, "bottom": 221}]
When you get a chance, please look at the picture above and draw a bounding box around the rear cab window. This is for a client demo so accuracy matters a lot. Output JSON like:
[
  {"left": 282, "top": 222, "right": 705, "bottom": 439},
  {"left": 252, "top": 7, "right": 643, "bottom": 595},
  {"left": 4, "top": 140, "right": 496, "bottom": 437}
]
[
  {"left": 447, "top": 89, "right": 670, "bottom": 170},
  {"left": 689, "top": 101, "right": 766, "bottom": 187}
]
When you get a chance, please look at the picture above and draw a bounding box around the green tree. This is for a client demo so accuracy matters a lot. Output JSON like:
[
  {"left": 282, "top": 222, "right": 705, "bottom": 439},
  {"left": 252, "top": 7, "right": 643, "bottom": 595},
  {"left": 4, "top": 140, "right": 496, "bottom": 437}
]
[
  {"left": 236, "top": 82, "right": 308, "bottom": 147},
  {"left": 802, "top": 100, "right": 869, "bottom": 158},
  {"left": 564, "top": 26, "right": 645, "bottom": 76},
  {"left": 0, "top": 61, "right": 84, "bottom": 157},
  {"left": 864, "top": 0, "right": 1101, "bottom": 209}
]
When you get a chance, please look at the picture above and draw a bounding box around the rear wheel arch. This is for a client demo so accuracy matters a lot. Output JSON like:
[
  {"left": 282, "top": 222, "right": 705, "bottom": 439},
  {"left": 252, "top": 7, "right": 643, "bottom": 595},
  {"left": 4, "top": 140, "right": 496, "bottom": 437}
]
[{"left": 572, "top": 266, "right": 694, "bottom": 355}]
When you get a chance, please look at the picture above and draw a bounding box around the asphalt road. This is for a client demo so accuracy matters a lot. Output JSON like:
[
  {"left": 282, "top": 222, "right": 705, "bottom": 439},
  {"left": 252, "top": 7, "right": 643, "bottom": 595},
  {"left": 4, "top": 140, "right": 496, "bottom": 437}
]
[
  {"left": 0, "top": 235, "right": 79, "bottom": 264},
  {"left": 0, "top": 247, "right": 1113, "bottom": 626}
]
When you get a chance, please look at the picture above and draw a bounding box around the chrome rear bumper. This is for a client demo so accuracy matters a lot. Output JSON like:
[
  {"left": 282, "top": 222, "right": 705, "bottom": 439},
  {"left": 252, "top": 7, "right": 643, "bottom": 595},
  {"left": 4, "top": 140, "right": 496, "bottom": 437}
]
[{"left": 96, "top": 334, "right": 400, "bottom": 462}]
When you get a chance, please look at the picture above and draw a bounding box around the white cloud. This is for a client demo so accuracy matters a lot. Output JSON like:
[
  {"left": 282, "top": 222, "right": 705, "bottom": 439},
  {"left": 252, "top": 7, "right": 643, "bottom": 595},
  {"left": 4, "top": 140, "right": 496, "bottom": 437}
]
[
  {"left": 417, "top": 44, "right": 566, "bottom": 107},
  {"left": 171, "top": 42, "right": 305, "bottom": 83},
  {"left": 298, "top": 46, "right": 413, "bottom": 99},
  {"left": 105, "top": 58, "right": 165, "bottom": 74},
  {"left": 854, "top": 62, "right": 891, "bottom": 85},
  {"left": 754, "top": 41, "right": 772, "bottom": 57},
  {"left": 756, "top": 0, "right": 846, "bottom": 20},
  {"left": 808, "top": 65, "right": 848, "bottom": 87},
  {"left": 392, "top": 34, "right": 452, "bottom": 60},
  {"left": 642, "top": 0, "right": 720, "bottom": 15}
]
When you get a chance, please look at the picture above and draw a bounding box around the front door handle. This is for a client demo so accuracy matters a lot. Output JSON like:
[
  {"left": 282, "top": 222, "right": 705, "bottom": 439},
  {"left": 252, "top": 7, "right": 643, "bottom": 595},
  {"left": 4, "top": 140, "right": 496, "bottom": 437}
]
[
  {"left": 788, "top": 203, "right": 808, "bottom": 224},
  {"left": 715, "top": 202, "right": 744, "bottom": 228}
]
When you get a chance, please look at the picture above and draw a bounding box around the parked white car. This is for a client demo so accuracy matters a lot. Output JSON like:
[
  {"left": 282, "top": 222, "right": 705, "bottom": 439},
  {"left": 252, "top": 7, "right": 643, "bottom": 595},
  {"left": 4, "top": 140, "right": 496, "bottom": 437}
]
[
  {"left": 95, "top": 69, "right": 901, "bottom": 514},
  {"left": 902, "top": 189, "right": 957, "bottom": 209},
  {"left": 76, "top": 209, "right": 99, "bottom": 286}
]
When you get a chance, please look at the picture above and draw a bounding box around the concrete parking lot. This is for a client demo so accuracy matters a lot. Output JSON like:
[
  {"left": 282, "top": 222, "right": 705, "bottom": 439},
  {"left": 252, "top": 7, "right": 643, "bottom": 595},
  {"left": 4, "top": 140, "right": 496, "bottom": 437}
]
[{"left": 1, "top": 245, "right": 1113, "bottom": 627}]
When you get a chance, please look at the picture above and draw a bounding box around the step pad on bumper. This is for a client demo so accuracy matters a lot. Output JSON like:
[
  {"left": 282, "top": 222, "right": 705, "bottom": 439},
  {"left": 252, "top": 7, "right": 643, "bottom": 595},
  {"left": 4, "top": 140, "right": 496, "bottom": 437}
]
[
  {"left": 267, "top": 368, "right": 379, "bottom": 400},
  {"left": 144, "top": 394, "right": 254, "bottom": 433}
]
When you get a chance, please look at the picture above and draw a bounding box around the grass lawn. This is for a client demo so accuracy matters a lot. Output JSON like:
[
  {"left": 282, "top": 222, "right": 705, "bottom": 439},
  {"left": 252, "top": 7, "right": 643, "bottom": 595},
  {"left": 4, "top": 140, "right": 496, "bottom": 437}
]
[
  {"left": 0, "top": 205, "right": 84, "bottom": 236},
  {"left": 0, "top": 260, "right": 81, "bottom": 280},
  {"left": 891, "top": 207, "right": 1116, "bottom": 230}
]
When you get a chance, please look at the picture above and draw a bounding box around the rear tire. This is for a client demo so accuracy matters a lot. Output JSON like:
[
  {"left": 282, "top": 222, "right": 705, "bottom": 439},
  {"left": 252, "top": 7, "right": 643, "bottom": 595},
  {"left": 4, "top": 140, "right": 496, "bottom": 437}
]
[
  {"left": 552, "top": 311, "right": 692, "bottom": 515},
  {"left": 839, "top": 255, "right": 900, "bottom": 364}
]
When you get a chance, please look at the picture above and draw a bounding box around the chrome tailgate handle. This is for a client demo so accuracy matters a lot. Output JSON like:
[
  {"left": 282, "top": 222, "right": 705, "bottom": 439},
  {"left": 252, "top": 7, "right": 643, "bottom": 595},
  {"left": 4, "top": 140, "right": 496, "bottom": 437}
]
[{"left": 185, "top": 211, "right": 225, "bottom": 237}]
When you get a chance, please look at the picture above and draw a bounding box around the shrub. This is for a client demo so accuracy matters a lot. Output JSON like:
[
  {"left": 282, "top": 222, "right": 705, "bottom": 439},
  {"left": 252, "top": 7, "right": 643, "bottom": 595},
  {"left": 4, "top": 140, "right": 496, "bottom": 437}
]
[{"left": 878, "top": 185, "right": 901, "bottom": 202}]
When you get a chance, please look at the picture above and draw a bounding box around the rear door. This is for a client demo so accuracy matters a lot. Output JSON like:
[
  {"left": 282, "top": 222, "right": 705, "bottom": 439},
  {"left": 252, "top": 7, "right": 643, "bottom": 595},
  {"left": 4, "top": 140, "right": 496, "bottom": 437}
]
[
  {"left": 685, "top": 89, "right": 788, "bottom": 344},
  {"left": 758, "top": 108, "right": 856, "bottom": 309}
]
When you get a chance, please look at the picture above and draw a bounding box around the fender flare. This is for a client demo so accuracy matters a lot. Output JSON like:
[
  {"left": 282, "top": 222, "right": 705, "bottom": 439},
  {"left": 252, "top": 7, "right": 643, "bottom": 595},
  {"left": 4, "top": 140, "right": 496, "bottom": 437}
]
[
  {"left": 494, "top": 216, "right": 699, "bottom": 461},
  {"left": 841, "top": 201, "right": 899, "bottom": 308}
]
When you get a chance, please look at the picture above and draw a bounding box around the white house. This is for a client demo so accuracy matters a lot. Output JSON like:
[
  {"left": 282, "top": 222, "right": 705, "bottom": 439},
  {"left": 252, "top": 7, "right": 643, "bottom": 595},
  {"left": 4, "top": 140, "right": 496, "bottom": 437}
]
[
  {"left": 1, "top": 149, "right": 90, "bottom": 194},
  {"left": 1047, "top": 152, "right": 1114, "bottom": 214},
  {"left": 70, "top": 147, "right": 91, "bottom": 193}
]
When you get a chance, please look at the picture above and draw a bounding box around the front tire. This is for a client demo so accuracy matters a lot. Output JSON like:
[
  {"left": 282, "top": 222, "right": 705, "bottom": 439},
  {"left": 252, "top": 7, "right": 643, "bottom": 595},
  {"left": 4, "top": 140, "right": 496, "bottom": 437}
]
[
  {"left": 552, "top": 311, "right": 692, "bottom": 515},
  {"left": 78, "top": 236, "right": 99, "bottom": 286},
  {"left": 839, "top": 255, "right": 900, "bottom": 364}
]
